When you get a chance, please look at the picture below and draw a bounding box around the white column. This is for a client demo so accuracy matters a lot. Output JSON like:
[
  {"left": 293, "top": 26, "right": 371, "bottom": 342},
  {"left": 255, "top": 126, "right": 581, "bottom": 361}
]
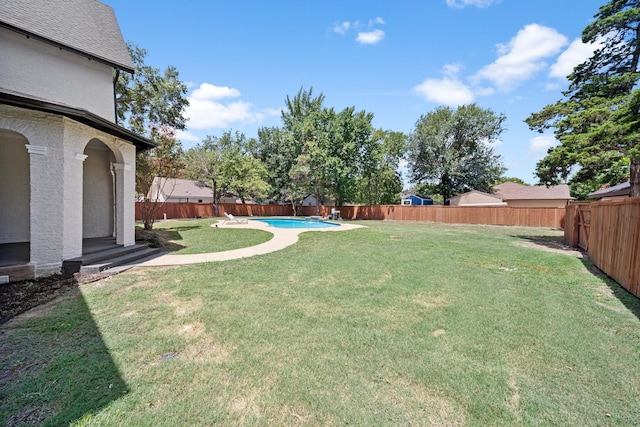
[{"left": 113, "top": 162, "right": 134, "bottom": 246}]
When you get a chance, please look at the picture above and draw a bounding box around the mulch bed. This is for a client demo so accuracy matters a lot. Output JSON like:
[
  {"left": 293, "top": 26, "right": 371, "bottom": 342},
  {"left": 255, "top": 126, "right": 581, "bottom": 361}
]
[{"left": 0, "top": 273, "right": 110, "bottom": 324}]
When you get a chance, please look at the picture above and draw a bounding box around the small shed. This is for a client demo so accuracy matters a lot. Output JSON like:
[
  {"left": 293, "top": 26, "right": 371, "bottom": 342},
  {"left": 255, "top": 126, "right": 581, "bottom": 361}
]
[{"left": 402, "top": 194, "right": 433, "bottom": 206}]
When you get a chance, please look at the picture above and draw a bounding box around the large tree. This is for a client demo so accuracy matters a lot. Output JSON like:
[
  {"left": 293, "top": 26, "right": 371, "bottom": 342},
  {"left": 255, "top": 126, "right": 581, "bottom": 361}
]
[
  {"left": 116, "top": 43, "right": 189, "bottom": 228},
  {"left": 407, "top": 104, "right": 506, "bottom": 203},
  {"left": 135, "top": 127, "right": 185, "bottom": 229},
  {"left": 526, "top": 0, "right": 640, "bottom": 197},
  {"left": 356, "top": 129, "right": 406, "bottom": 205},
  {"left": 185, "top": 131, "right": 270, "bottom": 215}
]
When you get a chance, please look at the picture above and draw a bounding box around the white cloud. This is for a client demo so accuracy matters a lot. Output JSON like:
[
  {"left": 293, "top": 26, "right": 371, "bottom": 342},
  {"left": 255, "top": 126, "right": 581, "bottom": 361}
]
[
  {"left": 333, "top": 21, "right": 351, "bottom": 35},
  {"left": 335, "top": 17, "right": 386, "bottom": 44},
  {"left": 413, "top": 77, "right": 475, "bottom": 106},
  {"left": 183, "top": 83, "right": 265, "bottom": 130},
  {"left": 528, "top": 134, "right": 557, "bottom": 153},
  {"left": 474, "top": 24, "right": 568, "bottom": 90},
  {"left": 446, "top": 0, "right": 500, "bottom": 8},
  {"left": 549, "top": 37, "right": 603, "bottom": 79},
  {"left": 191, "top": 83, "right": 240, "bottom": 100},
  {"left": 356, "top": 29, "right": 385, "bottom": 44},
  {"left": 443, "top": 62, "right": 464, "bottom": 77}
]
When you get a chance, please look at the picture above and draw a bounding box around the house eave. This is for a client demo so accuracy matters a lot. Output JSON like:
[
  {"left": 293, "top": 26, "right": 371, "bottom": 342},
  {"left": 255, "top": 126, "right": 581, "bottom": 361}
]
[
  {"left": 0, "top": 21, "right": 134, "bottom": 74},
  {"left": 0, "top": 90, "right": 155, "bottom": 152}
]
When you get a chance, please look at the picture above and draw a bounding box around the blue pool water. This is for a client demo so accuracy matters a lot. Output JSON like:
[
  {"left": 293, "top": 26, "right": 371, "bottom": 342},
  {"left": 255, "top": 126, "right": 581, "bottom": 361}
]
[{"left": 257, "top": 217, "right": 339, "bottom": 229}]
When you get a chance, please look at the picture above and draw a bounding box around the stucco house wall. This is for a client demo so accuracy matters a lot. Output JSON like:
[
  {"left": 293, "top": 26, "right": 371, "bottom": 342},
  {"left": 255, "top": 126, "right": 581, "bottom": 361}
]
[
  {"left": 0, "top": 106, "right": 137, "bottom": 275},
  {"left": 0, "top": 27, "right": 116, "bottom": 121},
  {"left": 0, "top": 0, "right": 149, "bottom": 280},
  {"left": 0, "top": 129, "right": 30, "bottom": 244}
]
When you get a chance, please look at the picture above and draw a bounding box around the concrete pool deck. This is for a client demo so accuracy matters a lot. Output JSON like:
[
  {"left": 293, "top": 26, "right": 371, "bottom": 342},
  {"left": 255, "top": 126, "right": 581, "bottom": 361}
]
[{"left": 137, "top": 219, "right": 364, "bottom": 267}]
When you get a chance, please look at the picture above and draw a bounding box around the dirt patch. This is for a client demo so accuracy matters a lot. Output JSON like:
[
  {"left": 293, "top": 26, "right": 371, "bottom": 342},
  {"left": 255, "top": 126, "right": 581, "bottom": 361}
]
[{"left": 0, "top": 272, "right": 112, "bottom": 325}]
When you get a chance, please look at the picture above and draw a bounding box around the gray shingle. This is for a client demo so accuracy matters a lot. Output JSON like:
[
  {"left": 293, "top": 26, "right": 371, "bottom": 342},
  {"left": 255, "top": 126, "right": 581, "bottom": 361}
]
[{"left": 0, "top": 0, "right": 133, "bottom": 71}]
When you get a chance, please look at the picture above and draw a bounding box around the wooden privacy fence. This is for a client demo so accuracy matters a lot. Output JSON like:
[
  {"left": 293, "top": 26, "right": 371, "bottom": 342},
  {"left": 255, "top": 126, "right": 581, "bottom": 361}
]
[
  {"left": 565, "top": 198, "right": 640, "bottom": 298},
  {"left": 136, "top": 202, "right": 565, "bottom": 228}
]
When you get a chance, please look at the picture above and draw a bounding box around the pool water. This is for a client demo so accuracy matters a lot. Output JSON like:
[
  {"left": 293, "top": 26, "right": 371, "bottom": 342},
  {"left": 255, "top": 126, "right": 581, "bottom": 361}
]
[{"left": 257, "top": 217, "right": 339, "bottom": 229}]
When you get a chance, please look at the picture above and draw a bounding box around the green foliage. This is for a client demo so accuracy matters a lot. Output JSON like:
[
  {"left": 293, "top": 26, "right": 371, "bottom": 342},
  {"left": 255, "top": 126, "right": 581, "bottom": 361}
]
[
  {"left": 135, "top": 128, "right": 185, "bottom": 230},
  {"left": 526, "top": 0, "right": 640, "bottom": 196},
  {"left": 494, "top": 177, "right": 529, "bottom": 186},
  {"left": 255, "top": 87, "right": 393, "bottom": 209},
  {"left": 355, "top": 129, "right": 406, "bottom": 205},
  {"left": 184, "top": 131, "right": 271, "bottom": 213},
  {"left": 116, "top": 43, "right": 189, "bottom": 229},
  {"left": 407, "top": 104, "right": 506, "bottom": 203},
  {"left": 115, "top": 43, "right": 189, "bottom": 137}
]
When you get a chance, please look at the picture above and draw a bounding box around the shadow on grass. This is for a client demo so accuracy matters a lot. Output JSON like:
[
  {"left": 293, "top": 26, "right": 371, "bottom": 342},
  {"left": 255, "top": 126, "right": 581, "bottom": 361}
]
[
  {"left": 510, "top": 234, "right": 581, "bottom": 253},
  {"left": 579, "top": 257, "right": 640, "bottom": 322},
  {"left": 0, "top": 279, "right": 127, "bottom": 426},
  {"left": 512, "top": 233, "right": 640, "bottom": 321}
]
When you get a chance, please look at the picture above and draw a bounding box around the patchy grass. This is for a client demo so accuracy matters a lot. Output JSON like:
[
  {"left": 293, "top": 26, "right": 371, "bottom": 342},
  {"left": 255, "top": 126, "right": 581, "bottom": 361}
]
[
  {"left": 138, "top": 218, "right": 272, "bottom": 254},
  {"left": 2, "top": 221, "right": 640, "bottom": 425}
]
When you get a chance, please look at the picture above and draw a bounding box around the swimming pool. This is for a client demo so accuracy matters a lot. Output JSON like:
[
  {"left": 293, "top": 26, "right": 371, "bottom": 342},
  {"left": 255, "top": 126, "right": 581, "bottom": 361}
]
[{"left": 256, "top": 217, "right": 340, "bottom": 229}]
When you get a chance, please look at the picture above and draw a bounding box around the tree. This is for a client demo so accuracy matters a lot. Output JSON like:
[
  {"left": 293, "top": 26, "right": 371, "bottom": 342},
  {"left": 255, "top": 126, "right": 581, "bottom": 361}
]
[
  {"left": 116, "top": 43, "right": 189, "bottom": 136},
  {"left": 356, "top": 130, "right": 406, "bottom": 205},
  {"left": 526, "top": 0, "right": 640, "bottom": 197},
  {"left": 407, "top": 104, "right": 506, "bottom": 203},
  {"left": 184, "top": 136, "right": 224, "bottom": 217},
  {"left": 216, "top": 131, "right": 270, "bottom": 204},
  {"left": 135, "top": 127, "right": 185, "bottom": 229},
  {"left": 495, "top": 177, "right": 529, "bottom": 186},
  {"left": 116, "top": 43, "right": 189, "bottom": 228}
]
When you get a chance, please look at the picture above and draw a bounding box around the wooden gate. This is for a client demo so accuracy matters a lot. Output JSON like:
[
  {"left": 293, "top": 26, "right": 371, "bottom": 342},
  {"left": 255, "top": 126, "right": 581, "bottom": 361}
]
[{"left": 577, "top": 204, "right": 591, "bottom": 251}]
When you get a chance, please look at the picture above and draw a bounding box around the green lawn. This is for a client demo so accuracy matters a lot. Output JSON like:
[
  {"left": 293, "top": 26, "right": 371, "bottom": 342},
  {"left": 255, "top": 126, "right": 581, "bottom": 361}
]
[
  {"left": 2, "top": 221, "right": 640, "bottom": 426},
  {"left": 143, "top": 218, "right": 272, "bottom": 254}
]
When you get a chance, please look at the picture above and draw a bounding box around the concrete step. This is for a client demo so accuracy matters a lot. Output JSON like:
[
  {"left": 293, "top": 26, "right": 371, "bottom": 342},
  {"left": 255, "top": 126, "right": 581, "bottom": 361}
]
[
  {"left": 63, "top": 244, "right": 160, "bottom": 274},
  {"left": 79, "top": 246, "right": 163, "bottom": 274}
]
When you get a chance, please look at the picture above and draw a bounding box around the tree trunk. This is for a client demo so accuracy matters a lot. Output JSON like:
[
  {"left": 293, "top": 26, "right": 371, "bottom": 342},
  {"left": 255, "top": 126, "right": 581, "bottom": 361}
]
[
  {"left": 630, "top": 157, "right": 640, "bottom": 197},
  {"left": 212, "top": 178, "right": 219, "bottom": 217}
]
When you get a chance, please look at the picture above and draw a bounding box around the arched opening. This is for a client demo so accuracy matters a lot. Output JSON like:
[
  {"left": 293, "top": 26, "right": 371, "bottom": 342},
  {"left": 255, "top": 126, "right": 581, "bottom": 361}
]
[
  {"left": 0, "top": 129, "right": 30, "bottom": 266},
  {"left": 83, "top": 139, "right": 116, "bottom": 242}
]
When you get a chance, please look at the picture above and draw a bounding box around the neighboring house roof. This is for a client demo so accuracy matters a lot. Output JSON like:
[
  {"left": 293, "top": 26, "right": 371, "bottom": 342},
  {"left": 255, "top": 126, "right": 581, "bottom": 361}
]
[
  {"left": 402, "top": 194, "right": 432, "bottom": 200},
  {"left": 152, "top": 177, "right": 214, "bottom": 200},
  {"left": 588, "top": 181, "right": 630, "bottom": 199},
  {"left": 0, "top": 0, "right": 134, "bottom": 72},
  {"left": 0, "top": 89, "right": 154, "bottom": 152},
  {"left": 494, "top": 182, "right": 572, "bottom": 200},
  {"left": 447, "top": 190, "right": 503, "bottom": 205}
]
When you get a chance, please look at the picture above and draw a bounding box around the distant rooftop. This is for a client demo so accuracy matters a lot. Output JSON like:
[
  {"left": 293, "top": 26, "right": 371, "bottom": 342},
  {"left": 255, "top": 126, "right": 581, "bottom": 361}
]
[
  {"left": 0, "top": 0, "right": 133, "bottom": 72},
  {"left": 494, "top": 182, "right": 572, "bottom": 200},
  {"left": 153, "top": 178, "right": 214, "bottom": 199},
  {"left": 588, "top": 181, "right": 630, "bottom": 199}
]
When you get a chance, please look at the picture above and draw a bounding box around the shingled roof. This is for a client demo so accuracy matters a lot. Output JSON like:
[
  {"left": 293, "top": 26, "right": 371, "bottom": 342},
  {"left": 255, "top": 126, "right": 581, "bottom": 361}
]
[
  {"left": 0, "top": 0, "right": 133, "bottom": 72},
  {"left": 152, "top": 178, "right": 214, "bottom": 199},
  {"left": 494, "top": 182, "right": 572, "bottom": 200}
]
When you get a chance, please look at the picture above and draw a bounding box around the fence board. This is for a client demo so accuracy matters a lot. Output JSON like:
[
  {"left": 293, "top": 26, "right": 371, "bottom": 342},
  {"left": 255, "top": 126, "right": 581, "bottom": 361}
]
[
  {"left": 565, "top": 198, "right": 640, "bottom": 298},
  {"left": 136, "top": 202, "right": 565, "bottom": 228}
]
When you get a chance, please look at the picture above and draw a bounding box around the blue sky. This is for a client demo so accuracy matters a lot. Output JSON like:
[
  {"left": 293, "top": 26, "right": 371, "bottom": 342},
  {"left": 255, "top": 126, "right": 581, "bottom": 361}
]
[{"left": 106, "top": 0, "right": 605, "bottom": 185}]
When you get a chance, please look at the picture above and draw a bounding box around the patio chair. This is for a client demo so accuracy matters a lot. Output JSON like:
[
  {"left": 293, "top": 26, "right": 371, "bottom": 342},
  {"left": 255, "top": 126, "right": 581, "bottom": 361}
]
[{"left": 222, "top": 212, "right": 248, "bottom": 225}]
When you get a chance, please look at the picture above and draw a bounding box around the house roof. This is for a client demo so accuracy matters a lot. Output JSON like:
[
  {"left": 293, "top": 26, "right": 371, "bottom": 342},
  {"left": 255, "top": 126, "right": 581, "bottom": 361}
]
[
  {"left": 402, "top": 194, "right": 432, "bottom": 200},
  {"left": 1, "top": 89, "right": 154, "bottom": 152},
  {"left": 0, "top": 0, "right": 133, "bottom": 72},
  {"left": 447, "top": 190, "right": 502, "bottom": 203},
  {"left": 493, "top": 182, "right": 572, "bottom": 200},
  {"left": 588, "top": 181, "right": 630, "bottom": 199},
  {"left": 153, "top": 178, "right": 214, "bottom": 199}
]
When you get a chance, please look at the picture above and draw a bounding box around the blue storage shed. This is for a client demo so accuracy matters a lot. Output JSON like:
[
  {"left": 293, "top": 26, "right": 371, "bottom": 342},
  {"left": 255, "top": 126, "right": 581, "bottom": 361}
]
[{"left": 401, "top": 194, "right": 433, "bottom": 206}]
